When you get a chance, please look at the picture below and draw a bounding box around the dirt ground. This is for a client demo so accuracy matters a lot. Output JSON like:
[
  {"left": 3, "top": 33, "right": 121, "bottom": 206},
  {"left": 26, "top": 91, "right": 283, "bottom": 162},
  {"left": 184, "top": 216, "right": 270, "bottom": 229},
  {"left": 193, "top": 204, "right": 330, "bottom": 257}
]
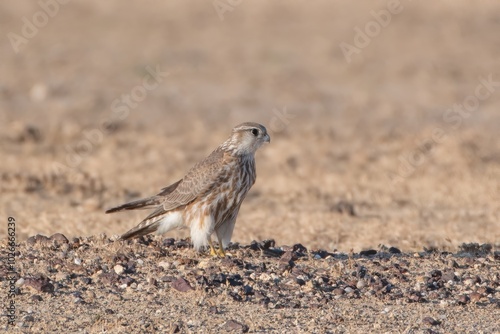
[{"left": 1, "top": 1, "right": 499, "bottom": 332}]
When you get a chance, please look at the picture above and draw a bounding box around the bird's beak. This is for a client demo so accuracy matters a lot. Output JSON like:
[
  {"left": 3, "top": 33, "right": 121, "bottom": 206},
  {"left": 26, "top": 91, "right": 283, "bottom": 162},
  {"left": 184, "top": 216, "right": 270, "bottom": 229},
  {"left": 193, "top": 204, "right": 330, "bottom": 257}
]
[{"left": 264, "top": 134, "right": 271, "bottom": 143}]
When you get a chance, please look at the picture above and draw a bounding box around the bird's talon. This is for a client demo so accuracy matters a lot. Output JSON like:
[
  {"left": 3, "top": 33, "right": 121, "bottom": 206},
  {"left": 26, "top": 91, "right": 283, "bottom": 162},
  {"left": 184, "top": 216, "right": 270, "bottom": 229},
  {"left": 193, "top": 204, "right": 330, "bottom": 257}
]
[
  {"left": 217, "top": 248, "right": 226, "bottom": 257},
  {"left": 209, "top": 245, "right": 218, "bottom": 257}
]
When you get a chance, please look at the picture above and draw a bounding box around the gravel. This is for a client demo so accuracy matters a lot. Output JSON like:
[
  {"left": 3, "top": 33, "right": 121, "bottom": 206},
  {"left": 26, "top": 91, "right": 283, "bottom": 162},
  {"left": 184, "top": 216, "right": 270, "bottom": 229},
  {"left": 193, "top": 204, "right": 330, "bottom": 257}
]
[{"left": 1, "top": 235, "right": 499, "bottom": 333}]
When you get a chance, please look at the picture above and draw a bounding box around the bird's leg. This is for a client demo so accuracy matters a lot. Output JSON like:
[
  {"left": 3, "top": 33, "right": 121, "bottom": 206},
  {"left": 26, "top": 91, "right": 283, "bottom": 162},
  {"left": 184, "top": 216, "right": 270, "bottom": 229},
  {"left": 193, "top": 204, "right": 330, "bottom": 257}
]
[
  {"left": 208, "top": 239, "right": 218, "bottom": 257},
  {"left": 216, "top": 235, "right": 226, "bottom": 257}
]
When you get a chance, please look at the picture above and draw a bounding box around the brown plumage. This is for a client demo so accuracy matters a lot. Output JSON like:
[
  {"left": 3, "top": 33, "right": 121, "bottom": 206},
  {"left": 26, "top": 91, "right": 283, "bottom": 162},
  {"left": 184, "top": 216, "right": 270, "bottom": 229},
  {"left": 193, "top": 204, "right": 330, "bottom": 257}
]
[{"left": 106, "top": 122, "right": 270, "bottom": 256}]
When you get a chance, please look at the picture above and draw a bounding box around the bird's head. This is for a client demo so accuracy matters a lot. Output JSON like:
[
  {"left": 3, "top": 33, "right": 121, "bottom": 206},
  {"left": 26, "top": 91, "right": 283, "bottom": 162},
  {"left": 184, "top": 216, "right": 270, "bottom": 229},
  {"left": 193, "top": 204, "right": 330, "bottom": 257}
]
[{"left": 223, "top": 122, "right": 270, "bottom": 155}]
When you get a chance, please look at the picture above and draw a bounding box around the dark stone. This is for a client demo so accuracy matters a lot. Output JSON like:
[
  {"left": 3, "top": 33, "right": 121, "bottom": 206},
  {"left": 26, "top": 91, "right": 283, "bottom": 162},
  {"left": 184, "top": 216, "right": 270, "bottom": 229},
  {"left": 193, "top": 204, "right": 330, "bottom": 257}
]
[
  {"left": 30, "top": 295, "right": 43, "bottom": 302},
  {"left": 423, "top": 317, "right": 440, "bottom": 326},
  {"left": 262, "top": 239, "right": 275, "bottom": 249},
  {"left": 388, "top": 247, "right": 401, "bottom": 254},
  {"left": 292, "top": 243, "right": 308, "bottom": 254},
  {"left": 162, "top": 238, "right": 175, "bottom": 247},
  {"left": 360, "top": 249, "right": 377, "bottom": 256},
  {"left": 243, "top": 285, "right": 254, "bottom": 295},
  {"left": 171, "top": 277, "right": 193, "bottom": 292},
  {"left": 24, "top": 274, "right": 54, "bottom": 293},
  {"left": 228, "top": 274, "right": 243, "bottom": 286},
  {"left": 50, "top": 233, "right": 69, "bottom": 246},
  {"left": 457, "top": 294, "right": 470, "bottom": 305},
  {"left": 430, "top": 270, "right": 442, "bottom": 278},
  {"left": 296, "top": 278, "right": 306, "bottom": 286}
]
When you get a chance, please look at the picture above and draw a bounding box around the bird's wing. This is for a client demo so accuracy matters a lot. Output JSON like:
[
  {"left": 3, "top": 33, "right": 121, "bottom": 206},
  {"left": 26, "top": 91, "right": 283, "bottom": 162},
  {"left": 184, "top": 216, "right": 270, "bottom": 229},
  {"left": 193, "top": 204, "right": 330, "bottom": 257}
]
[{"left": 141, "top": 148, "right": 228, "bottom": 222}]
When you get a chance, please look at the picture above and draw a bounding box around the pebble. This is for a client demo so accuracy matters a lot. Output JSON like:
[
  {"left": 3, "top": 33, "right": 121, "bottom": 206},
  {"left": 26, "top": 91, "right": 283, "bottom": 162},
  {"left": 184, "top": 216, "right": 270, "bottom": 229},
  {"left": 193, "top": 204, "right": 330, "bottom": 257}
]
[
  {"left": 114, "top": 264, "right": 125, "bottom": 275},
  {"left": 171, "top": 277, "right": 193, "bottom": 292},
  {"left": 457, "top": 295, "right": 470, "bottom": 305},
  {"left": 22, "top": 315, "right": 35, "bottom": 322},
  {"left": 55, "top": 272, "right": 69, "bottom": 282},
  {"left": 74, "top": 258, "right": 82, "bottom": 265},
  {"left": 470, "top": 292, "right": 482, "bottom": 302},
  {"left": 423, "top": 317, "right": 440, "bottom": 326},
  {"left": 224, "top": 320, "right": 249, "bottom": 333},
  {"left": 158, "top": 261, "right": 171, "bottom": 270},
  {"left": 259, "top": 273, "right": 272, "bottom": 282},
  {"left": 30, "top": 295, "right": 43, "bottom": 302}
]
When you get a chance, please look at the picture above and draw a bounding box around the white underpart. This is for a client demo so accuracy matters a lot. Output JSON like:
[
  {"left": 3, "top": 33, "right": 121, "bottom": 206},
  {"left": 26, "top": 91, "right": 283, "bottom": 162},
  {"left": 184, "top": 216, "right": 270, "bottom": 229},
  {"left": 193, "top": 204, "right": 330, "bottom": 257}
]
[
  {"left": 156, "top": 211, "right": 184, "bottom": 235},
  {"left": 190, "top": 210, "right": 214, "bottom": 251}
]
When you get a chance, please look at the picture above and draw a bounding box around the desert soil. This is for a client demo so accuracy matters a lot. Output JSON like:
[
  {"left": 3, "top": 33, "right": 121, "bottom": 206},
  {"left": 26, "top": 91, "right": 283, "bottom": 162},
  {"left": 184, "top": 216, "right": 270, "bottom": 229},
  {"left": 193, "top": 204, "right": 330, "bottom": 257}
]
[{"left": 1, "top": 1, "right": 499, "bottom": 333}]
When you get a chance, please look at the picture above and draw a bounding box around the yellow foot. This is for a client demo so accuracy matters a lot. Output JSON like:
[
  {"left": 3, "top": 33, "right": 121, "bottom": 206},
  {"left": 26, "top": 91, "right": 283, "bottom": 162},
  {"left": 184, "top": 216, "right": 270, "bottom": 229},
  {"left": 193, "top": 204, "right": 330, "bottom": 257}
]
[
  {"left": 208, "top": 239, "right": 226, "bottom": 257},
  {"left": 209, "top": 245, "right": 218, "bottom": 257},
  {"left": 217, "top": 247, "right": 226, "bottom": 258}
]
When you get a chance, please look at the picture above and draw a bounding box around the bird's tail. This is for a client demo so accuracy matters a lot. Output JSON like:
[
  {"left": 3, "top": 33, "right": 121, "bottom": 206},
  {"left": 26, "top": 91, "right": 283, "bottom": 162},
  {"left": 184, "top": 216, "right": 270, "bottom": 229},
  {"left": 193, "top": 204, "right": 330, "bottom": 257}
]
[
  {"left": 105, "top": 196, "right": 161, "bottom": 214},
  {"left": 120, "top": 218, "right": 161, "bottom": 240}
]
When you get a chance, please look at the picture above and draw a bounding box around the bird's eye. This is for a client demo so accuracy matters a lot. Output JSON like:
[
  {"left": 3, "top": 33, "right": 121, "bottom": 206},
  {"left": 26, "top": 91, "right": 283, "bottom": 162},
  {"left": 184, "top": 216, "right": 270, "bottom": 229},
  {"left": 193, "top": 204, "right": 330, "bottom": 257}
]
[{"left": 251, "top": 128, "right": 259, "bottom": 136}]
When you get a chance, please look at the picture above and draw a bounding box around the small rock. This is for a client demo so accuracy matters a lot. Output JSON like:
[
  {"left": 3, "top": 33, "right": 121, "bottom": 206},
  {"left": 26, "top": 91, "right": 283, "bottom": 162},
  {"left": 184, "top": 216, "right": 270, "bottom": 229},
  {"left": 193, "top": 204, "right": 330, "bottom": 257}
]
[
  {"left": 356, "top": 280, "right": 366, "bottom": 289},
  {"left": 74, "top": 297, "right": 84, "bottom": 304},
  {"left": 74, "top": 258, "right": 82, "bottom": 265},
  {"left": 26, "top": 234, "right": 50, "bottom": 246},
  {"left": 388, "top": 247, "right": 401, "bottom": 254},
  {"left": 292, "top": 243, "right": 307, "bottom": 253},
  {"left": 171, "top": 277, "right": 193, "bottom": 292},
  {"left": 423, "top": 317, "right": 440, "bottom": 326},
  {"left": 441, "top": 270, "right": 456, "bottom": 282},
  {"left": 55, "top": 272, "right": 69, "bottom": 282},
  {"left": 23, "top": 315, "right": 35, "bottom": 322},
  {"left": 30, "top": 295, "right": 43, "bottom": 302},
  {"left": 243, "top": 285, "right": 253, "bottom": 295},
  {"left": 114, "top": 265, "right": 125, "bottom": 275},
  {"left": 224, "top": 320, "right": 249, "bottom": 333},
  {"left": 50, "top": 233, "right": 69, "bottom": 246},
  {"left": 158, "top": 261, "right": 171, "bottom": 270},
  {"left": 470, "top": 292, "right": 483, "bottom": 303},
  {"left": 457, "top": 295, "right": 470, "bottom": 305},
  {"left": 15, "top": 278, "right": 25, "bottom": 287},
  {"left": 24, "top": 274, "right": 54, "bottom": 293},
  {"left": 360, "top": 249, "right": 377, "bottom": 256}
]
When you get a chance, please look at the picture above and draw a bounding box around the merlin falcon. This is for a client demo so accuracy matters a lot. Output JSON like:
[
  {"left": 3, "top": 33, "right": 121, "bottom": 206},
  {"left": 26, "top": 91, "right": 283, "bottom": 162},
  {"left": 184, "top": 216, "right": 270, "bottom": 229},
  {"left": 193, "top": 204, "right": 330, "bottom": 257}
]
[{"left": 106, "top": 122, "right": 270, "bottom": 256}]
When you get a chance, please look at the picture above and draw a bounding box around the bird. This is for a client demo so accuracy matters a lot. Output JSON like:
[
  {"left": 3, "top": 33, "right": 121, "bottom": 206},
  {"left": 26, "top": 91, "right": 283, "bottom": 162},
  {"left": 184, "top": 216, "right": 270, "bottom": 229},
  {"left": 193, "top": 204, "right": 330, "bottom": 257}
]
[{"left": 105, "top": 122, "right": 270, "bottom": 257}]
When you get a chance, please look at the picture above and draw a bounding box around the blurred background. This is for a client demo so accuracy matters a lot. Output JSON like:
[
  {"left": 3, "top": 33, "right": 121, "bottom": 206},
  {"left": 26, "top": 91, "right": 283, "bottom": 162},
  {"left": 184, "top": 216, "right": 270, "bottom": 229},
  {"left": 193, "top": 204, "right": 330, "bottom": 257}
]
[{"left": 1, "top": 1, "right": 499, "bottom": 251}]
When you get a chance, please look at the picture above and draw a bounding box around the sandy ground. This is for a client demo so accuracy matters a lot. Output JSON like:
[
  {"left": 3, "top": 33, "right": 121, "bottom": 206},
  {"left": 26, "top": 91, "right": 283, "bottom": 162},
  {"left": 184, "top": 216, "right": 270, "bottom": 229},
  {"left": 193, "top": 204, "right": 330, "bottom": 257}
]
[{"left": 1, "top": 1, "right": 499, "bottom": 332}]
